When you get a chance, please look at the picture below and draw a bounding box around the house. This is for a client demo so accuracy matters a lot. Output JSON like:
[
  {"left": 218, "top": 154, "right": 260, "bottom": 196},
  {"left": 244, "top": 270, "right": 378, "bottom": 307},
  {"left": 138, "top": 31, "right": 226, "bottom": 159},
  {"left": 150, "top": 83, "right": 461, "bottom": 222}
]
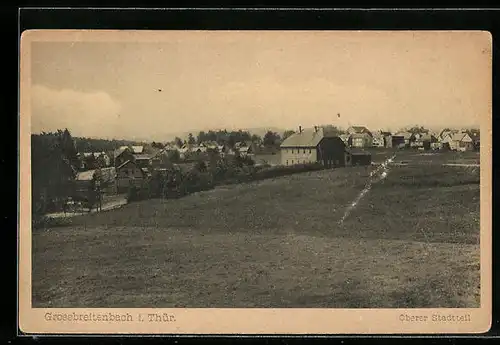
[
  {"left": 438, "top": 129, "right": 459, "bottom": 141},
  {"left": 116, "top": 160, "right": 148, "bottom": 193},
  {"left": 131, "top": 145, "right": 144, "bottom": 154},
  {"left": 393, "top": 132, "right": 413, "bottom": 148},
  {"left": 114, "top": 146, "right": 134, "bottom": 167},
  {"left": 200, "top": 141, "right": 219, "bottom": 151},
  {"left": 410, "top": 133, "right": 424, "bottom": 149},
  {"left": 449, "top": 132, "right": 475, "bottom": 152},
  {"left": 216, "top": 144, "right": 230, "bottom": 156},
  {"left": 346, "top": 126, "right": 373, "bottom": 148},
  {"left": 380, "top": 131, "right": 393, "bottom": 148},
  {"left": 391, "top": 133, "right": 405, "bottom": 148},
  {"left": 74, "top": 167, "right": 117, "bottom": 197},
  {"left": 280, "top": 126, "right": 351, "bottom": 168},
  {"left": 195, "top": 143, "right": 208, "bottom": 153},
  {"left": 410, "top": 133, "right": 424, "bottom": 148},
  {"left": 178, "top": 144, "right": 192, "bottom": 157},
  {"left": 349, "top": 148, "right": 372, "bottom": 166},
  {"left": 235, "top": 141, "right": 257, "bottom": 156},
  {"left": 133, "top": 154, "right": 153, "bottom": 168},
  {"left": 350, "top": 132, "right": 373, "bottom": 148},
  {"left": 163, "top": 143, "right": 180, "bottom": 152},
  {"left": 345, "top": 126, "right": 373, "bottom": 148},
  {"left": 148, "top": 149, "right": 168, "bottom": 168},
  {"left": 372, "top": 132, "right": 385, "bottom": 148},
  {"left": 468, "top": 130, "right": 480, "bottom": 151},
  {"left": 77, "top": 152, "right": 110, "bottom": 170},
  {"left": 440, "top": 133, "right": 453, "bottom": 150},
  {"left": 98, "top": 152, "right": 111, "bottom": 167},
  {"left": 418, "top": 133, "right": 439, "bottom": 150},
  {"left": 339, "top": 134, "right": 350, "bottom": 145}
]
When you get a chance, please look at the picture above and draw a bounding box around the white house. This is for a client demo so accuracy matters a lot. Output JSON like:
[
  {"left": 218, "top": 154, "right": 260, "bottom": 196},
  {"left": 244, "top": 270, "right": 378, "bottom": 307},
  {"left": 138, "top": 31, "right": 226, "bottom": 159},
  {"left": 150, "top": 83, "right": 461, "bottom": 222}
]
[
  {"left": 372, "top": 132, "right": 385, "bottom": 148},
  {"left": 449, "top": 132, "right": 474, "bottom": 151},
  {"left": 280, "top": 126, "right": 351, "bottom": 167}
]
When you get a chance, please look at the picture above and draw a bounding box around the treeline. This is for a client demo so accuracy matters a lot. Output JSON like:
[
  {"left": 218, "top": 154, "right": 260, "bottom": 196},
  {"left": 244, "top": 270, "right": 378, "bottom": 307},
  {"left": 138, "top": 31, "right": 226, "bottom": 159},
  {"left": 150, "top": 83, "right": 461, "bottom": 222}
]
[
  {"left": 74, "top": 137, "right": 144, "bottom": 153},
  {"left": 127, "top": 153, "right": 324, "bottom": 202},
  {"left": 32, "top": 129, "right": 79, "bottom": 218},
  {"left": 173, "top": 129, "right": 282, "bottom": 148}
]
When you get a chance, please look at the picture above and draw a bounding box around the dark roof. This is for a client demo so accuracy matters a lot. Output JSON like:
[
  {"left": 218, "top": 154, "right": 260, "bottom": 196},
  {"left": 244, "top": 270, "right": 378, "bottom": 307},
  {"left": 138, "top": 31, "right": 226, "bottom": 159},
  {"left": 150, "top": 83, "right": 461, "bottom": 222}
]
[
  {"left": 117, "top": 160, "right": 136, "bottom": 170},
  {"left": 348, "top": 126, "right": 372, "bottom": 136},
  {"left": 394, "top": 132, "right": 413, "bottom": 139},
  {"left": 114, "top": 146, "right": 131, "bottom": 158}
]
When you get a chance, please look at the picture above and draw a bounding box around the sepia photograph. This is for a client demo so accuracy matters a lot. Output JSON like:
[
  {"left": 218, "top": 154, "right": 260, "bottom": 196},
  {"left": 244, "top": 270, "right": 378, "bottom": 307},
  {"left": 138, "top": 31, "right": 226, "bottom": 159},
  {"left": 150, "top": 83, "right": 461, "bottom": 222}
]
[{"left": 19, "top": 30, "right": 491, "bottom": 334}]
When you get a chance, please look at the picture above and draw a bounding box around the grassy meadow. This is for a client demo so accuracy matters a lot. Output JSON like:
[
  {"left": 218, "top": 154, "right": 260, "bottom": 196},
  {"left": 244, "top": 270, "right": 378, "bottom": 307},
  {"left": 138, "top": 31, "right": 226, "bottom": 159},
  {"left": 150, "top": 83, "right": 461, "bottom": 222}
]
[{"left": 32, "top": 149, "right": 481, "bottom": 308}]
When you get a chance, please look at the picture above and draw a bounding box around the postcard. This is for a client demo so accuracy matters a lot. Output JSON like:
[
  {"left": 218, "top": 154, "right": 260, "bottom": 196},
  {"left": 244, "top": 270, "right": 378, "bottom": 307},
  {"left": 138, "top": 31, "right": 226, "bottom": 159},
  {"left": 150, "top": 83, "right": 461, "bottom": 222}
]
[{"left": 19, "top": 29, "right": 492, "bottom": 334}]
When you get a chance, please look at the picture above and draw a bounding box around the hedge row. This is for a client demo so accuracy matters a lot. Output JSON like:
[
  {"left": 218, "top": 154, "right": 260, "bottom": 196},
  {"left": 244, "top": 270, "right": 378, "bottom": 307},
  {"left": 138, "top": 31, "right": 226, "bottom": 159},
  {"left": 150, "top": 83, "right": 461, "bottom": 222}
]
[{"left": 127, "top": 156, "right": 326, "bottom": 203}]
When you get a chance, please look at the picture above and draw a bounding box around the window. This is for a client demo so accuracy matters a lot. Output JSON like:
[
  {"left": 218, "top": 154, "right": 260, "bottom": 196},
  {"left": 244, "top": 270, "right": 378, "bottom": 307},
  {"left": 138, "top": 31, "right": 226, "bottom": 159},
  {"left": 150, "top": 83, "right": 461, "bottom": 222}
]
[
  {"left": 292, "top": 160, "right": 294, "bottom": 164},
  {"left": 292, "top": 149, "right": 294, "bottom": 154},
  {"left": 309, "top": 149, "right": 311, "bottom": 154},
  {"left": 303, "top": 149, "right": 306, "bottom": 154},
  {"left": 286, "top": 160, "right": 288, "bottom": 165}
]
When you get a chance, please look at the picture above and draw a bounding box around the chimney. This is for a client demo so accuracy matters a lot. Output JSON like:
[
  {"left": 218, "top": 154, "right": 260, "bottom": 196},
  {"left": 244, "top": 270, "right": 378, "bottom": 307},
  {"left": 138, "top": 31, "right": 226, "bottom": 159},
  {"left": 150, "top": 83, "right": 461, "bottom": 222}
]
[{"left": 299, "top": 126, "right": 302, "bottom": 133}]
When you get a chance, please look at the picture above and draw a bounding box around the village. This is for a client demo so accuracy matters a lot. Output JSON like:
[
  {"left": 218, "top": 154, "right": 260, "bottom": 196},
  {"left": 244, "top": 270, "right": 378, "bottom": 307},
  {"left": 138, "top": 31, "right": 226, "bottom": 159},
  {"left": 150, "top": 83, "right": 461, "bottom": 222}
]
[
  {"left": 53, "top": 124, "right": 480, "bottom": 217},
  {"left": 27, "top": 30, "right": 486, "bottom": 313}
]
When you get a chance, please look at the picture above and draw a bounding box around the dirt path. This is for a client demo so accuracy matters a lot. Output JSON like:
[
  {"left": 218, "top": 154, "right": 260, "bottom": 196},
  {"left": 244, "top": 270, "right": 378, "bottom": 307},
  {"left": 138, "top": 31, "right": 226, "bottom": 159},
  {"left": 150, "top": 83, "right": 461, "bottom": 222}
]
[
  {"left": 339, "top": 154, "right": 395, "bottom": 224},
  {"left": 46, "top": 195, "right": 128, "bottom": 219}
]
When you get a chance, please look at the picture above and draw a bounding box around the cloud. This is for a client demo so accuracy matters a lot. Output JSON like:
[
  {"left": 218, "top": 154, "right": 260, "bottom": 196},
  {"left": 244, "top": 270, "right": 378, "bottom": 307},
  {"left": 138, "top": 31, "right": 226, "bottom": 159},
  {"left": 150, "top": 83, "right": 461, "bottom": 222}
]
[{"left": 31, "top": 85, "right": 122, "bottom": 138}]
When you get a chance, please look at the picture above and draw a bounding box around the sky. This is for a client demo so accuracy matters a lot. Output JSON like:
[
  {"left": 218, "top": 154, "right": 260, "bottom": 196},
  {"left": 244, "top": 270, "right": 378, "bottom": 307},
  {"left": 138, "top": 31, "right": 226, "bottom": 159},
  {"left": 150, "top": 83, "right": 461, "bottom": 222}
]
[{"left": 27, "top": 30, "right": 491, "bottom": 141}]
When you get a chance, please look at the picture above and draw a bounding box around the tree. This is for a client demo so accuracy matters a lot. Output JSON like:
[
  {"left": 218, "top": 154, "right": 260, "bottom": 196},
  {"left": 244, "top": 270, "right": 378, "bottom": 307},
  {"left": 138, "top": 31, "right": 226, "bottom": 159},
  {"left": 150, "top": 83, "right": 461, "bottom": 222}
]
[
  {"left": 263, "top": 131, "right": 281, "bottom": 147},
  {"left": 322, "top": 125, "right": 344, "bottom": 136},
  {"left": 197, "top": 131, "right": 206, "bottom": 144},
  {"left": 84, "top": 154, "right": 98, "bottom": 170},
  {"left": 58, "top": 128, "right": 79, "bottom": 172},
  {"left": 174, "top": 137, "right": 183, "bottom": 148},
  {"left": 282, "top": 130, "right": 296, "bottom": 141},
  {"left": 251, "top": 134, "right": 262, "bottom": 145},
  {"left": 151, "top": 141, "right": 165, "bottom": 149},
  {"left": 96, "top": 154, "right": 107, "bottom": 168},
  {"left": 31, "top": 132, "right": 76, "bottom": 217},
  {"left": 166, "top": 150, "right": 181, "bottom": 163},
  {"left": 408, "top": 126, "right": 429, "bottom": 134},
  {"left": 194, "top": 159, "right": 207, "bottom": 173},
  {"left": 188, "top": 133, "right": 196, "bottom": 145}
]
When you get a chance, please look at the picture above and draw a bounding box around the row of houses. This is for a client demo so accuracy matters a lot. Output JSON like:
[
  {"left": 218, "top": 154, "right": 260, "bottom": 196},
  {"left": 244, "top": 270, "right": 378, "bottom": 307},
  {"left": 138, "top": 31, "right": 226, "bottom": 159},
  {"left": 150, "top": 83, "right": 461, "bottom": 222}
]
[
  {"left": 338, "top": 126, "right": 480, "bottom": 151},
  {"left": 176, "top": 141, "right": 260, "bottom": 158},
  {"left": 73, "top": 126, "right": 480, "bottom": 199},
  {"left": 76, "top": 141, "right": 247, "bottom": 195},
  {"left": 76, "top": 151, "right": 112, "bottom": 170}
]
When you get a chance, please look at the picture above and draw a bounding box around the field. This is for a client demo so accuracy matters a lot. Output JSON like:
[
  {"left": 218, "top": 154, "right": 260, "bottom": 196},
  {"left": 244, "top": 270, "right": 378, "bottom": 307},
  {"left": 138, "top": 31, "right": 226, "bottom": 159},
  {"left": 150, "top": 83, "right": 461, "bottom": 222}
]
[{"left": 32, "top": 149, "right": 481, "bottom": 308}]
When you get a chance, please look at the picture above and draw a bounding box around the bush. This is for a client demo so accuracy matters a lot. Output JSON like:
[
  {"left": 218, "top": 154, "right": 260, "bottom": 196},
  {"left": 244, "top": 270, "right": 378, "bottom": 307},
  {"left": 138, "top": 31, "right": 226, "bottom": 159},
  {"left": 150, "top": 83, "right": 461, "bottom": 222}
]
[
  {"left": 194, "top": 159, "right": 207, "bottom": 173},
  {"left": 32, "top": 215, "right": 73, "bottom": 230},
  {"left": 126, "top": 185, "right": 148, "bottom": 202},
  {"left": 253, "top": 162, "right": 324, "bottom": 180}
]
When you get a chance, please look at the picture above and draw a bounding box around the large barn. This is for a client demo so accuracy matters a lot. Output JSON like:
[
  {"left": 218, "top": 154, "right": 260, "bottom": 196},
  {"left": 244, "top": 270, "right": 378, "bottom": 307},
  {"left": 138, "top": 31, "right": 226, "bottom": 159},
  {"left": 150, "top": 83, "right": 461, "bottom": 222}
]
[{"left": 280, "top": 126, "right": 352, "bottom": 168}]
